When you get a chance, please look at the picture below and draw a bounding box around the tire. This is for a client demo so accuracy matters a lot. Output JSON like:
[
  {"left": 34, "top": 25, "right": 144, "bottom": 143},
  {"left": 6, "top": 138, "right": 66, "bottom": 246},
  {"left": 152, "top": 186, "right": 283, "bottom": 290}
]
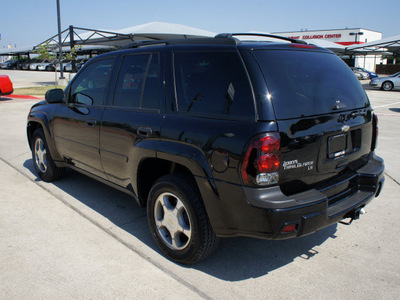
[
  {"left": 147, "top": 174, "right": 219, "bottom": 264},
  {"left": 32, "top": 128, "right": 65, "bottom": 182},
  {"left": 381, "top": 81, "right": 393, "bottom": 91}
]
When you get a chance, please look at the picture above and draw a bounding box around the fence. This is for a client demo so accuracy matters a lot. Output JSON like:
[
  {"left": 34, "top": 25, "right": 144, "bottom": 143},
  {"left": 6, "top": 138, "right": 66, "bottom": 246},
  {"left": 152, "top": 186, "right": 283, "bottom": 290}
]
[{"left": 375, "top": 64, "right": 400, "bottom": 75}]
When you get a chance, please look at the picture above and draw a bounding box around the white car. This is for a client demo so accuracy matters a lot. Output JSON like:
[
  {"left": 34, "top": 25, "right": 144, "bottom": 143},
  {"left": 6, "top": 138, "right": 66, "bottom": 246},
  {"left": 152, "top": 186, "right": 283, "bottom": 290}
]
[
  {"left": 37, "top": 60, "right": 56, "bottom": 71},
  {"left": 56, "top": 60, "right": 71, "bottom": 72},
  {"left": 29, "top": 60, "right": 45, "bottom": 71},
  {"left": 351, "top": 68, "right": 369, "bottom": 79},
  {"left": 369, "top": 71, "right": 400, "bottom": 91}
]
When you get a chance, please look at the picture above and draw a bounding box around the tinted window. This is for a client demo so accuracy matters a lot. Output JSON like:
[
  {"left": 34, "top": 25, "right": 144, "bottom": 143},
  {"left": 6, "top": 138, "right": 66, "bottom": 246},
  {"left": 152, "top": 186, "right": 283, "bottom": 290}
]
[
  {"left": 113, "top": 54, "right": 149, "bottom": 108},
  {"left": 70, "top": 58, "right": 114, "bottom": 106},
  {"left": 174, "top": 51, "right": 254, "bottom": 119},
  {"left": 142, "top": 54, "right": 160, "bottom": 109},
  {"left": 252, "top": 50, "right": 369, "bottom": 119},
  {"left": 113, "top": 54, "right": 159, "bottom": 109}
]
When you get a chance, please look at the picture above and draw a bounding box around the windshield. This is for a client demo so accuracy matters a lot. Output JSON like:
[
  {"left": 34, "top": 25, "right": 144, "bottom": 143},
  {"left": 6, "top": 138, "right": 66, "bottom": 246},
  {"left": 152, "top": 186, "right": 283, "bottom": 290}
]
[
  {"left": 252, "top": 50, "right": 370, "bottom": 119},
  {"left": 390, "top": 72, "right": 400, "bottom": 77}
]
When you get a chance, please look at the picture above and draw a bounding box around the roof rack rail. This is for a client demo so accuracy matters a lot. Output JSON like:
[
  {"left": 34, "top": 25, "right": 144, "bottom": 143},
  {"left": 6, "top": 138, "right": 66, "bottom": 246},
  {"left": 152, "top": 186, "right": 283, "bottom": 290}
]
[
  {"left": 215, "top": 33, "right": 308, "bottom": 44},
  {"left": 121, "top": 37, "right": 238, "bottom": 49},
  {"left": 121, "top": 40, "right": 167, "bottom": 49}
]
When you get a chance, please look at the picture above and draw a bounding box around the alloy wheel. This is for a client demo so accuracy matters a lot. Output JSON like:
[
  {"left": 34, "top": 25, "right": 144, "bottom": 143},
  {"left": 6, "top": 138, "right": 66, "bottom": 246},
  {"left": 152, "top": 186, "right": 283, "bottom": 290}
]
[{"left": 154, "top": 192, "right": 192, "bottom": 250}]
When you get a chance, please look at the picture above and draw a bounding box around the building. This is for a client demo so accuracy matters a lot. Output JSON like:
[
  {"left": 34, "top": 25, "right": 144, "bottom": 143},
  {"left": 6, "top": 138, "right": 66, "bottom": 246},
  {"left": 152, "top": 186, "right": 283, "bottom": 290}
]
[{"left": 273, "top": 28, "right": 384, "bottom": 72}]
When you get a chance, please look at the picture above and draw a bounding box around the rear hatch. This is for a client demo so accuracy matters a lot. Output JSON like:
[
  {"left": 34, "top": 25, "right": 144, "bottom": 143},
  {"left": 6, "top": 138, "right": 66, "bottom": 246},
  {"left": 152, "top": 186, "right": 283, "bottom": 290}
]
[{"left": 251, "top": 46, "right": 373, "bottom": 196}]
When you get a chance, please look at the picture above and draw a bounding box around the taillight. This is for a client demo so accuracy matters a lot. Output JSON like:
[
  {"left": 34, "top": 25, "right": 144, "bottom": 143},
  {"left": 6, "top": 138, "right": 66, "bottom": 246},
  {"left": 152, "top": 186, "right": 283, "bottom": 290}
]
[
  {"left": 371, "top": 113, "right": 378, "bottom": 150},
  {"left": 241, "top": 133, "right": 280, "bottom": 186}
]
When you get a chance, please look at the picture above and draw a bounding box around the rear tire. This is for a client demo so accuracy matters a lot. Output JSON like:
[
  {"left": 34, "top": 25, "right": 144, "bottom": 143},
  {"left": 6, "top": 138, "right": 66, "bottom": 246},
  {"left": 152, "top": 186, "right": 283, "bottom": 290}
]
[
  {"left": 147, "top": 174, "right": 219, "bottom": 264},
  {"left": 32, "top": 128, "right": 65, "bottom": 182},
  {"left": 381, "top": 81, "right": 393, "bottom": 91}
]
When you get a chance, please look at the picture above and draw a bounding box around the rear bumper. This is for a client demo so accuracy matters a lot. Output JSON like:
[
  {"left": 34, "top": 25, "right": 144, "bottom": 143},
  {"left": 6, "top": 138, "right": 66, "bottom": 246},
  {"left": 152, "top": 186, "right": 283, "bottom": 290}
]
[
  {"left": 0, "top": 88, "right": 13, "bottom": 96},
  {"left": 210, "top": 152, "right": 384, "bottom": 239}
]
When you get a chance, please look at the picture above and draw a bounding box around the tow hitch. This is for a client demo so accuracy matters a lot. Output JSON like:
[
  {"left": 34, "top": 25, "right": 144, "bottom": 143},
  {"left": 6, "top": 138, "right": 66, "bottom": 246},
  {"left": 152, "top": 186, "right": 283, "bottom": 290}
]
[{"left": 339, "top": 208, "right": 365, "bottom": 225}]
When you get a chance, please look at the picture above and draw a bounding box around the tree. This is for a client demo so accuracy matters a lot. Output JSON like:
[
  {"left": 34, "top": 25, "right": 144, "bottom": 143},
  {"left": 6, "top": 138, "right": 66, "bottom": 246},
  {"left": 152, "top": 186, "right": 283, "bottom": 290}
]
[
  {"left": 64, "top": 45, "right": 82, "bottom": 61},
  {"left": 34, "top": 42, "right": 56, "bottom": 61}
]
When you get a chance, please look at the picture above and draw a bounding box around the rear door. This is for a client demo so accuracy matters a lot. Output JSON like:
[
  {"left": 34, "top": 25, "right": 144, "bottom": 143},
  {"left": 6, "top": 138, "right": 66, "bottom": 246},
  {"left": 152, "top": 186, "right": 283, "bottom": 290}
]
[
  {"left": 100, "top": 52, "right": 164, "bottom": 187},
  {"left": 251, "top": 48, "right": 373, "bottom": 194}
]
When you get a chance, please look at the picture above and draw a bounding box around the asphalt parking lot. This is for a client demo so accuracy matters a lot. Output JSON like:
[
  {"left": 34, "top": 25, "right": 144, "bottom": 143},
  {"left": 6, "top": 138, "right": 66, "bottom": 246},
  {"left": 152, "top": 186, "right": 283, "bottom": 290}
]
[{"left": 1, "top": 70, "right": 400, "bottom": 299}]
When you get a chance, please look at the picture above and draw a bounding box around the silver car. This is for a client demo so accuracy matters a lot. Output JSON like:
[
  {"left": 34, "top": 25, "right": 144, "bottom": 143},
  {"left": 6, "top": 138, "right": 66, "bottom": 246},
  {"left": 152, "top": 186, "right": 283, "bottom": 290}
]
[
  {"left": 37, "top": 60, "right": 57, "bottom": 71},
  {"left": 351, "top": 67, "right": 369, "bottom": 79},
  {"left": 370, "top": 71, "right": 400, "bottom": 91}
]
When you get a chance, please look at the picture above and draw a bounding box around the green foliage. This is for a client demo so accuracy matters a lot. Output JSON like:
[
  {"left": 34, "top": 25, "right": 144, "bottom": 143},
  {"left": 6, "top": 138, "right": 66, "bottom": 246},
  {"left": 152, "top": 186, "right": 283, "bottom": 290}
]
[
  {"left": 34, "top": 42, "right": 56, "bottom": 61},
  {"left": 34, "top": 43, "right": 82, "bottom": 63},
  {"left": 64, "top": 45, "right": 82, "bottom": 61}
]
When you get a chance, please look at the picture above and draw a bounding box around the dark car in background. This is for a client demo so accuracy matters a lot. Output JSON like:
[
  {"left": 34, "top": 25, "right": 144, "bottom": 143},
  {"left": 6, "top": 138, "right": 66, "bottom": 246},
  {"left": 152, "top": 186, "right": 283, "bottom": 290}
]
[
  {"left": 0, "top": 59, "right": 18, "bottom": 70},
  {"left": 27, "top": 34, "right": 384, "bottom": 264},
  {"left": 21, "top": 59, "right": 35, "bottom": 70}
]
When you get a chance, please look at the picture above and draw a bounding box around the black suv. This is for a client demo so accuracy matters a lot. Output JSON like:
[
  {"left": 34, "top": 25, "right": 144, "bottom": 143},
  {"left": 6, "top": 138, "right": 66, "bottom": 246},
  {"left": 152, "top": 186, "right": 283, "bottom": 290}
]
[{"left": 27, "top": 34, "right": 385, "bottom": 264}]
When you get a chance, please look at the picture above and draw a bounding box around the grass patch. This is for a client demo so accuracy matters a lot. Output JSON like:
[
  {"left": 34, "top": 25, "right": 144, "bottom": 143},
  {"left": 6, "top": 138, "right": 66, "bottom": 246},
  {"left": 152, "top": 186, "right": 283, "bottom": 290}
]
[{"left": 13, "top": 86, "right": 66, "bottom": 96}]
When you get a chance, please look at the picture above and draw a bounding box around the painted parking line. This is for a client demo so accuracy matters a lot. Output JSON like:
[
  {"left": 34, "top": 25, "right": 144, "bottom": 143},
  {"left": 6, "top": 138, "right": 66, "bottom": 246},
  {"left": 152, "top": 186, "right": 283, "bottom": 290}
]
[
  {"left": 376, "top": 113, "right": 400, "bottom": 117},
  {"left": 373, "top": 101, "right": 400, "bottom": 109}
]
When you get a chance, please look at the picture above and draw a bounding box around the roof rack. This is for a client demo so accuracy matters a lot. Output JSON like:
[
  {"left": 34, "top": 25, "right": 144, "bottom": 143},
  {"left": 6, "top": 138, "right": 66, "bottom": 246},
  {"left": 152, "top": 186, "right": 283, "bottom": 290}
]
[
  {"left": 215, "top": 33, "right": 308, "bottom": 44},
  {"left": 120, "top": 33, "right": 306, "bottom": 50},
  {"left": 121, "top": 37, "right": 238, "bottom": 49},
  {"left": 121, "top": 40, "right": 167, "bottom": 49}
]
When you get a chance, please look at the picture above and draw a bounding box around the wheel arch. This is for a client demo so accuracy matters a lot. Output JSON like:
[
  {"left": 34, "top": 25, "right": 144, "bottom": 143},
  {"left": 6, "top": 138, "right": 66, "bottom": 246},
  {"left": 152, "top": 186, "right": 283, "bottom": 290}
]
[
  {"left": 27, "top": 115, "right": 62, "bottom": 162},
  {"left": 136, "top": 157, "right": 204, "bottom": 207},
  {"left": 136, "top": 142, "right": 217, "bottom": 206}
]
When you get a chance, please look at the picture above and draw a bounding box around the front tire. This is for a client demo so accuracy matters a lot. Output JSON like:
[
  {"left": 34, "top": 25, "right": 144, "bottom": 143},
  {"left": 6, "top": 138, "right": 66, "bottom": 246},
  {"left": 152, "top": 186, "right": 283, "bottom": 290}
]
[
  {"left": 147, "top": 174, "right": 219, "bottom": 264},
  {"left": 381, "top": 81, "right": 393, "bottom": 91},
  {"left": 32, "top": 128, "right": 65, "bottom": 182}
]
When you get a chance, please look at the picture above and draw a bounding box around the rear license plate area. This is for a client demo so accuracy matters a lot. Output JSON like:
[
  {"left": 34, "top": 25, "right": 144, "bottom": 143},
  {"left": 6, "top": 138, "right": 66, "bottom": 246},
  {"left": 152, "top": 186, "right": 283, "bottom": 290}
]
[{"left": 328, "top": 134, "right": 349, "bottom": 158}]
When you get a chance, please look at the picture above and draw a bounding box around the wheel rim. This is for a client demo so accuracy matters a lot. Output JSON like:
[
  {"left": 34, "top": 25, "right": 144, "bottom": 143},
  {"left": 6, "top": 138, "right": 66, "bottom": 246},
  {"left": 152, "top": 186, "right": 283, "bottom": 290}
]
[
  {"left": 154, "top": 192, "right": 192, "bottom": 250},
  {"left": 34, "top": 138, "right": 48, "bottom": 173},
  {"left": 383, "top": 82, "right": 392, "bottom": 90}
]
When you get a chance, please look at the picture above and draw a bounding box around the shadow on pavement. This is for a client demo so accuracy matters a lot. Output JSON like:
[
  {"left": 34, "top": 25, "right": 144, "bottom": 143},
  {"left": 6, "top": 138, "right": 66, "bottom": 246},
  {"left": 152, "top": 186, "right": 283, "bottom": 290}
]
[
  {"left": 389, "top": 108, "right": 400, "bottom": 113},
  {"left": 23, "top": 158, "right": 337, "bottom": 281},
  {"left": 0, "top": 96, "right": 13, "bottom": 102},
  {"left": 193, "top": 225, "right": 336, "bottom": 280},
  {"left": 34, "top": 81, "right": 59, "bottom": 86}
]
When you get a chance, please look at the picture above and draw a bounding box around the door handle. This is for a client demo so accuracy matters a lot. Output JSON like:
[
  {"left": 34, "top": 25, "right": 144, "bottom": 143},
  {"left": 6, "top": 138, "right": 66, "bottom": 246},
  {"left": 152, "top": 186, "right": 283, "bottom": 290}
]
[
  {"left": 137, "top": 126, "right": 152, "bottom": 137},
  {"left": 86, "top": 119, "right": 97, "bottom": 127}
]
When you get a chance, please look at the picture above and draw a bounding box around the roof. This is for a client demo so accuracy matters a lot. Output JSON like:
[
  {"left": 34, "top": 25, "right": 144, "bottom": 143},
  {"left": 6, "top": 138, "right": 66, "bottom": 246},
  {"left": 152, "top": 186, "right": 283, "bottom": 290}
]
[{"left": 347, "top": 34, "right": 400, "bottom": 52}]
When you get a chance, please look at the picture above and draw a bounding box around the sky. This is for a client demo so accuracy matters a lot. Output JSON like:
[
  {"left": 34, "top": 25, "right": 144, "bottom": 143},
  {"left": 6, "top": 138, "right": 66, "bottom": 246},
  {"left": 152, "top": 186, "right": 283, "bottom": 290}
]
[{"left": 1, "top": 0, "right": 399, "bottom": 49}]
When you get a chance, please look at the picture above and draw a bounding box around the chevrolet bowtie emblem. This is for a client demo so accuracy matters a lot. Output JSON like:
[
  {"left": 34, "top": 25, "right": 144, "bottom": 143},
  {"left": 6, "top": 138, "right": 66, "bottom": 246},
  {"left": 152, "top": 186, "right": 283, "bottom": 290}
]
[{"left": 342, "top": 125, "right": 350, "bottom": 132}]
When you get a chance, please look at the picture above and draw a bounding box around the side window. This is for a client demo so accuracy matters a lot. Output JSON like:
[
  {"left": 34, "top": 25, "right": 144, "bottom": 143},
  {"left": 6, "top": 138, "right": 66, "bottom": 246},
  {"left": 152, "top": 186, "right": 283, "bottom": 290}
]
[
  {"left": 113, "top": 54, "right": 159, "bottom": 109},
  {"left": 173, "top": 51, "right": 254, "bottom": 119},
  {"left": 141, "top": 54, "right": 159, "bottom": 109},
  {"left": 70, "top": 58, "right": 114, "bottom": 106}
]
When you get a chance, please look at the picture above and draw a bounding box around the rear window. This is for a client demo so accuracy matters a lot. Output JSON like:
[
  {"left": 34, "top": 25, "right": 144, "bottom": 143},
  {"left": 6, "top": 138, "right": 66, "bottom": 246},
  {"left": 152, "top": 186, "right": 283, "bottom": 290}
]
[{"left": 252, "top": 50, "right": 370, "bottom": 119}]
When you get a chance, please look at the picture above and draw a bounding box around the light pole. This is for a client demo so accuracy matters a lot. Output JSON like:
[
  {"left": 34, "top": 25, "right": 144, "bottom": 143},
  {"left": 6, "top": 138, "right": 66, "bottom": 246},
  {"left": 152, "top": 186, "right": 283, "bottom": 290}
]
[
  {"left": 349, "top": 31, "right": 364, "bottom": 45},
  {"left": 349, "top": 32, "right": 364, "bottom": 68},
  {"left": 56, "top": 0, "right": 64, "bottom": 79}
]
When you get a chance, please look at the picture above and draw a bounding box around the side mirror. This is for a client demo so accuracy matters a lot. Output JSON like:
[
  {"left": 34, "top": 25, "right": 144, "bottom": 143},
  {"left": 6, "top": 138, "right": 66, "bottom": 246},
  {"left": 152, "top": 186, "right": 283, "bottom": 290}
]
[{"left": 45, "top": 88, "right": 64, "bottom": 103}]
